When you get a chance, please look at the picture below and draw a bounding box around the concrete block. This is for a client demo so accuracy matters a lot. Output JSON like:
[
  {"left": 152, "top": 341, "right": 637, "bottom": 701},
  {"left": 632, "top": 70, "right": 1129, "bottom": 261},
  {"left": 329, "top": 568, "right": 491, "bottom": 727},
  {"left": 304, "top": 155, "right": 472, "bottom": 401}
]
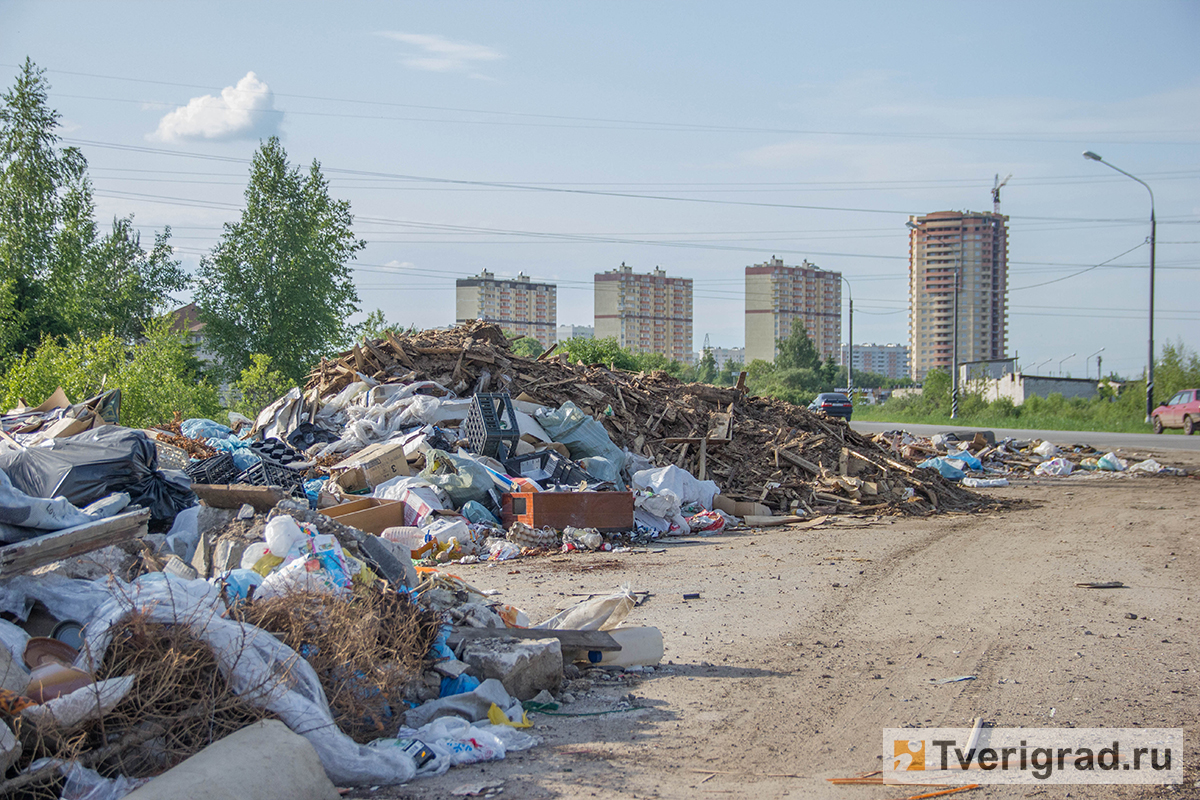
[
  {"left": 122, "top": 720, "right": 338, "bottom": 800},
  {"left": 459, "top": 636, "right": 562, "bottom": 700}
]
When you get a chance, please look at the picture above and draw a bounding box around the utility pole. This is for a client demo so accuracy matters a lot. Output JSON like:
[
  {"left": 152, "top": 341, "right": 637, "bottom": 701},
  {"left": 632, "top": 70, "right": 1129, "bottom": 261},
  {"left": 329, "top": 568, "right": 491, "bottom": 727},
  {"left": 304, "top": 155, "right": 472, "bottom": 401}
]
[{"left": 951, "top": 260, "right": 960, "bottom": 419}]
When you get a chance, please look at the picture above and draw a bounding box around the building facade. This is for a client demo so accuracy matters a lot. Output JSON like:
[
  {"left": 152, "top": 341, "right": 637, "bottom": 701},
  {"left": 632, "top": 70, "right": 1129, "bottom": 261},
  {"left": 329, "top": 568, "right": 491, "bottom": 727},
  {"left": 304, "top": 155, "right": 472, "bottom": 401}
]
[
  {"left": 594, "top": 264, "right": 693, "bottom": 363},
  {"left": 709, "top": 346, "right": 745, "bottom": 370},
  {"left": 455, "top": 270, "right": 557, "bottom": 346},
  {"left": 556, "top": 324, "right": 594, "bottom": 342},
  {"left": 745, "top": 257, "right": 842, "bottom": 364},
  {"left": 907, "top": 211, "right": 1009, "bottom": 381},
  {"left": 838, "top": 342, "right": 910, "bottom": 381}
]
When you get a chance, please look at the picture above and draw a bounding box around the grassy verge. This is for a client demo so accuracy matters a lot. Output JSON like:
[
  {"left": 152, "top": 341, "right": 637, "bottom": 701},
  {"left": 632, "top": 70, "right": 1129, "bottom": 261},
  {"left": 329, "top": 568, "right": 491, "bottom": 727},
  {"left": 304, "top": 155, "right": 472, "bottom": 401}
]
[{"left": 851, "top": 404, "right": 1180, "bottom": 435}]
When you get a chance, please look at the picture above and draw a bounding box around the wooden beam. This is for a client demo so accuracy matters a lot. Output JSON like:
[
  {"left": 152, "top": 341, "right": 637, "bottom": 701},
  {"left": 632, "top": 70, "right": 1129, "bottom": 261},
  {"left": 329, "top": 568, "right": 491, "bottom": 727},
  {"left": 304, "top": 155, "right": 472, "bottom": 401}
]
[
  {"left": 0, "top": 509, "right": 150, "bottom": 577},
  {"left": 445, "top": 626, "right": 621, "bottom": 652},
  {"left": 776, "top": 448, "right": 820, "bottom": 474}
]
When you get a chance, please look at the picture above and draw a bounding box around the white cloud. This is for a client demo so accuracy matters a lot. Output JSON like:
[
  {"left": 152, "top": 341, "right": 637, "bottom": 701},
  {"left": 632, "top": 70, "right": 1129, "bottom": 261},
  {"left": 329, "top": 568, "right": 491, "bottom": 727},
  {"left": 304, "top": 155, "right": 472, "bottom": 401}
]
[
  {"left": 377, "top": 31, "right": 503, "bottom": 76},
  {"left": 151, "top": 72, "right": 282, "bottom": 142}
]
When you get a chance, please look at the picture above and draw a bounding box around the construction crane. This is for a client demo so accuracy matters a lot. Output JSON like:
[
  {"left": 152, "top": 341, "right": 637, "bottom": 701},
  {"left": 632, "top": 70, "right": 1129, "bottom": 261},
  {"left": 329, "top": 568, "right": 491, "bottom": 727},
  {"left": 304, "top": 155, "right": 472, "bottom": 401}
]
[{"left": 992, "top": 173, "right": 1012, "bottom": 213}]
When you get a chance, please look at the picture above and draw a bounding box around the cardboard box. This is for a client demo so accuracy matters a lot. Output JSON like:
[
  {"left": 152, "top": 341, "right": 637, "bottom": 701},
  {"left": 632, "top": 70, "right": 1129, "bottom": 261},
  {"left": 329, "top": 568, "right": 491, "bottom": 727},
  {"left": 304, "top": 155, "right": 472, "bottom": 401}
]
[
  {"left": 331, "top": 440, "right": 413, "bottom": 493},
  {"left": 321, "top": 497, "right": 407, "bottom": 536},
  {"left": 501, "top": 491, "right": 634, "bottom": 533},
  {"left": 712, "top": 495, "right": 772, "bottom": 518}
]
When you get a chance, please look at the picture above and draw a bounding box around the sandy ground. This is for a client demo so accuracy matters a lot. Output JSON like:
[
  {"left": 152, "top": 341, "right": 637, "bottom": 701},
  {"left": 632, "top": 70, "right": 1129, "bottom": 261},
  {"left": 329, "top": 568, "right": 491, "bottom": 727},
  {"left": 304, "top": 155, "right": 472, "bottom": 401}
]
[{"left": 364, "top": 451, "right": 1198, "bottom": 800}]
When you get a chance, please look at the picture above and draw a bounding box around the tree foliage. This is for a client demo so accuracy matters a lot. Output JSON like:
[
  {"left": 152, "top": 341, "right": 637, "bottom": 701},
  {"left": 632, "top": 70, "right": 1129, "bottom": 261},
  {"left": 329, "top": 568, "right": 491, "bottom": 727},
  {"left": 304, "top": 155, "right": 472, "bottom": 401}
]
[
  {"left": 775, "top": 324, "right": 821, "bottom": 371},
  {"left": 0, "top": 316, "right": 222, "bottom": 428},
  {"left": 0, "top": 59, "right": 187, "bottom": 361},
  {"left": 508, "top": 335, "right": 544, "bottom": 358},
  {"left": 196, "top": 137, "right": 365, "bottom": 384},
  {"left": 230, "top": 353, "right": 295, "bottom": 418},
  {"left": 696, "top": 348, "right": 717, "bottom": 384}
]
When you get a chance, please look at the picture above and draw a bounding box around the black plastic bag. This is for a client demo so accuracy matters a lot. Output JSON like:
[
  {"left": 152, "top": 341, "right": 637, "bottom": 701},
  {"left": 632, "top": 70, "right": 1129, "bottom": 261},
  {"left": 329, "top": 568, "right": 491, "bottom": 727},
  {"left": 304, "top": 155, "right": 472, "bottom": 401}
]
[{"left": 0, "top": 426, "right": 195, "bottom": 522}]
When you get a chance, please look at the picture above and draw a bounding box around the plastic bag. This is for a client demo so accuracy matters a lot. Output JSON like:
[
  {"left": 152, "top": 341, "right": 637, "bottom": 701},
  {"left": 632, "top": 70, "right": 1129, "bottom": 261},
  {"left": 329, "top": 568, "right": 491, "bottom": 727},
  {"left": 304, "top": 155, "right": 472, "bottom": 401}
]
[
  {"left": 631, "top": 466, "right": 719, "bottom": 510},
  {"left": 1033, "top": 441, "right": 1059, "bottom": 458},
  {"left": 58, "top": 762, "right": 150, "bottom": 800},
  {"left": 1033, "top": 457, "right": 1073, "bottom": 477},
  {"left": 180, "top": 418, "right": 231, "bottom": 440},
  {"left": 419, "top": 450, "right": 492, "bottom": 508},
  {"left": 0, "top": 467, "right": 95, "bottom": 544},
  {"left": 535, "top": 402, "right": 625, "bottom": 474},
  {"left": 0, "top": 427, "right": 195, "bottom": 522},
  {"left": 21, "top": 676, "right": 134, "bottom": 729},
  {"left": 961, "top": 477, "right": 1009, "bottom": 488},
  {"left": 534, "top": 586, "right": 636, "bottom": 631},
  {"left": 1097, "top": 452, "right": 1126, "bottom": 471},
  {"left": 918, "top": 456, "right": 966, "bottom": 480}
]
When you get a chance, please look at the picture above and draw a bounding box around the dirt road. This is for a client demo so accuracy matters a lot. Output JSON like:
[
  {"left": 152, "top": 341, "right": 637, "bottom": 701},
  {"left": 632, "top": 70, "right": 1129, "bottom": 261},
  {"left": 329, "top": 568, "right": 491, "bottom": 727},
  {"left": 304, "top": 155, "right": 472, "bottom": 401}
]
[{"left": 381, "top": 470, "right": 1197, "bottom": 800}]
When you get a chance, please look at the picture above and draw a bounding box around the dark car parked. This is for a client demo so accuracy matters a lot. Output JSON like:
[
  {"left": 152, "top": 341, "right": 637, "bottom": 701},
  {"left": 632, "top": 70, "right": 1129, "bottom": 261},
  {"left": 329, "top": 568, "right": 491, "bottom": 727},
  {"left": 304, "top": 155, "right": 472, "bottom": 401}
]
[{"left": 808, "top": 392, "right": 853, "bottom": 420}]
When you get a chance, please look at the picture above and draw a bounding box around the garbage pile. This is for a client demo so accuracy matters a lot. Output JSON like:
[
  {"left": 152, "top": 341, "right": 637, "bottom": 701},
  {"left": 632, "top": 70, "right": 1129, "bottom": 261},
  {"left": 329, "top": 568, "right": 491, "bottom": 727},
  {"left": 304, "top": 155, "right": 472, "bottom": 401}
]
[
  {"left": 260, "top": 321, "right": 985, "bottom": 517},
  {"left": 873, "top": 429, "right": 1190, "bottom": 485}
]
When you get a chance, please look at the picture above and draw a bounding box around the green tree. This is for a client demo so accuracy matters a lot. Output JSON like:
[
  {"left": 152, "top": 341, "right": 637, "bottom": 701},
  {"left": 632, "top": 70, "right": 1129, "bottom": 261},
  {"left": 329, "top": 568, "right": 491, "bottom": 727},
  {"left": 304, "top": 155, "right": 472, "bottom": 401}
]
[
  {"left": 775, "top": 324, "right": 821, "bottom": 371},
  {"left": 196, "top": 137, "right": 365, "bottom": 384},
  {"left": 508, "top": 335, "right": 544, "bottom": 358},
  {"left": 230, "top": 353, "right": 295, "bottom": 418},
  {"left": 0, "top": 58, "right": 89, "bottom": 356},
  {"left": 557, "top": 337, "right": 640, "bottom": 371},
  {"left": 0, "top": 316, "right": 222, "bottom": 428},
  {"left": 696, "top": 348, "right": 717, "bottom": 384},
  {"left": 716, "top": 359, "right": 743, "bottom": 386},
  {"left": 0, "top": 60, "right": 188, "bottom": 359}
]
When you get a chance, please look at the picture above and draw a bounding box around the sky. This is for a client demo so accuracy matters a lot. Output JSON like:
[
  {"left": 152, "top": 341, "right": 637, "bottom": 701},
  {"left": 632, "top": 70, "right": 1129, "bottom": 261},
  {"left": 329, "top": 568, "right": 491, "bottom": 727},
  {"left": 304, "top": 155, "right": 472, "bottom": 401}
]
[{"left": 2, "top": 0, "right": 1198, "bottom": 380}]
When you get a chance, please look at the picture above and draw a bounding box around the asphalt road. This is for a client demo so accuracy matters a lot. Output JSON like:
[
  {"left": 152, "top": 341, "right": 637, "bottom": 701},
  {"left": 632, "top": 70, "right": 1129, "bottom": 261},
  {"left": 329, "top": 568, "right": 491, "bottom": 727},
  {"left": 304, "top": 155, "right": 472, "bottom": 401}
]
[{"left": 850, "top": 419, "right": 1200, "bottom": 452}]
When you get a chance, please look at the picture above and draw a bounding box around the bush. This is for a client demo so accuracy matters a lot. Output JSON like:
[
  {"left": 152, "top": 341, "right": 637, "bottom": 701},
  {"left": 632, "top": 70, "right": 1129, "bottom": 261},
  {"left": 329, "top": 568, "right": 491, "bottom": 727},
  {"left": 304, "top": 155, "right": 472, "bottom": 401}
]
[
  {"left": 229, "top": 354, "right": 295, "bottom": 419},
  {"left": 0, "top": 317, "right": 222, "bottom": 428}
]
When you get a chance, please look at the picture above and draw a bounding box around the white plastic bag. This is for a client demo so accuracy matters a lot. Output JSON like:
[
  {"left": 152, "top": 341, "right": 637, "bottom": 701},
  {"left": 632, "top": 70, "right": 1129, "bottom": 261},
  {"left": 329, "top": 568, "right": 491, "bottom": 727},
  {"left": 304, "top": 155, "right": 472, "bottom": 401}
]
[
  {"left": 21, "top": 676, "right": 134, "bottom": 729},
  {"left": 1033, "top": 457, "right": 1073, "bottom": 477},
  {"left": 631, "top": 466, "right": 719, "bottom": 510},
  {"left": 534, "top": 586, "right": 636, "bottom": 631},
  {"left": 1033, "top": 441, "right": 1059, "bottom": 458}
]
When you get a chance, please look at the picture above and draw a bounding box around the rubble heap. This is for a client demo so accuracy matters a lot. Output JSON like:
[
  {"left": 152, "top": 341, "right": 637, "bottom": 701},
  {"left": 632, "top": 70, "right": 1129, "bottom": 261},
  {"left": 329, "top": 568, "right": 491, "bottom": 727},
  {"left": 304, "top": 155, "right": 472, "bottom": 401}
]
[{"left": 304, "top": 322, "right": 983, "bottom": 514}]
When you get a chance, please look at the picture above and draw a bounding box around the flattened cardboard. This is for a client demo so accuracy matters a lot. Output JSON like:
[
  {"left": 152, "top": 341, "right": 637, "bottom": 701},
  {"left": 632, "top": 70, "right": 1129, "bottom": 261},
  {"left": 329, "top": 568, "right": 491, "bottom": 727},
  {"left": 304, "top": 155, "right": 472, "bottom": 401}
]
[
  {"left": 332, "top": 439, "right": 413, "bottom": 492},
  {"left": 712, "top": 495, "right": 772, "bottom": 518}
]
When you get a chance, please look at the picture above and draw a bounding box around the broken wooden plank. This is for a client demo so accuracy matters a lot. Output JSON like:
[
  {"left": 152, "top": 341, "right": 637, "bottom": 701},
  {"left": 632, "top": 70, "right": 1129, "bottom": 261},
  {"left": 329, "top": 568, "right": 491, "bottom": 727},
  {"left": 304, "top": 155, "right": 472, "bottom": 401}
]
[
  {"left": 776, "top": 448, "right": 820, "bottom": 474},
  {"left": 191, "top": 484, "right": 288, "bottom": 512},
  {"left": 0, "top": 509, "right": 150, "bottom": 577},
  {"left": 445, "top": 626, "right": 621, "bottom": 652}
]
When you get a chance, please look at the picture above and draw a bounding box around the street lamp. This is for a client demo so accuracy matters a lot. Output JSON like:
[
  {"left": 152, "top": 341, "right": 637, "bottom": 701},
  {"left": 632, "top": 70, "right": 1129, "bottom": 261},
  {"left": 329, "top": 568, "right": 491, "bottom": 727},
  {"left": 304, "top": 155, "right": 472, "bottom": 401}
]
[
  {"left": 1058, "top": 353, "right": 1076, "bottom": 377},
  {"left": 1083, "top": 151, "right": 1156, "bottom": 421},
  {"left": 1034, "top": 358, "right": 1052, "bottom": 374},
  {"left": 841, "top": 276, "right": 853, "bottom": 401},
  {"left": 1086, "top": 347, "right": 1105, "bottom": 380}
]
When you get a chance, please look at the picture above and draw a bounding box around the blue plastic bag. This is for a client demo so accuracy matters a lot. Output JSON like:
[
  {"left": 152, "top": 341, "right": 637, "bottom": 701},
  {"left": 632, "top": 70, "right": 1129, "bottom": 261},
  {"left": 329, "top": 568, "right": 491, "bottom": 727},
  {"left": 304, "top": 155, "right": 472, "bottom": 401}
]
[
  {"left": 182, "top": 418, "right": 232, "bottom": 440},
  {"left": 918, "top": 456, "right": 966, "bottom": 481}
]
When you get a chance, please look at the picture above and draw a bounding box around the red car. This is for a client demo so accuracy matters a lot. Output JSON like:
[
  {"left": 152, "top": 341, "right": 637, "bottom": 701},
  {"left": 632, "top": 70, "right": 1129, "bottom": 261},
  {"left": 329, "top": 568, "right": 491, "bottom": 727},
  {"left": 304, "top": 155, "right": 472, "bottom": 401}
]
[{"left": 1152, "top": 388, "right": 1200, "bottom": 435}]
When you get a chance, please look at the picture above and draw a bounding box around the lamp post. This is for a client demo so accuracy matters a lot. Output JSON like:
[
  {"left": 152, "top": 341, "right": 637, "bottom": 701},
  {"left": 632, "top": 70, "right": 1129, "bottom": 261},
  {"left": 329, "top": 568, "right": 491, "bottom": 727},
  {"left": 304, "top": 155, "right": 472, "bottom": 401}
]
[
  {"left": 1087, "top": 347, "right": 1105, "bottom": 380},
  {"left": 841, "top": 276, "right": 853, "bottom": 402},
  {"left": 1083, "top": 151, "right": 1156, "bottom": 421},
  {"left": 1034, "top": 358, "right": 1052, "bottom": 374},
  {"left": 950, "top": 257, "right": 961, "bottom": 419},
  {"left": 1058, "top": 353, "right": 1076, "bottom": 377}
]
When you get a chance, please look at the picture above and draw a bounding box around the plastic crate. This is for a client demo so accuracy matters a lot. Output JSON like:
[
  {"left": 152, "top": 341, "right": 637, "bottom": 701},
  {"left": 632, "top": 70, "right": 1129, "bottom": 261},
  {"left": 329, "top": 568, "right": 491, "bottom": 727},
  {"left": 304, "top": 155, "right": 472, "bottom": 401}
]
[
  {"left": 465, "top": 393, "right": 520, "bottom": 459},
  {"left": 503, "top": 450, "right": 594, "bottom": 487},
  {"left": 185, "top": 452, "right": 239, "bottom": 485},
  {"left": 250, "top": 437, "right": 304, "bottom": 466},
  {"left": 155, "top": 441, "right": 191, "bottom": 471},
  {"left": 235, "top": 460, "right": 306, "bottom": 496}
]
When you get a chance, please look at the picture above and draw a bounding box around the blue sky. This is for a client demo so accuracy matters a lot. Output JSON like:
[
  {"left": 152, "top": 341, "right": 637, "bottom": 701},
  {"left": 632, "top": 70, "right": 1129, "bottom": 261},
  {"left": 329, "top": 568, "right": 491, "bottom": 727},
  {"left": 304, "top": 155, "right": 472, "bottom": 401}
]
[{"left": 2, "top": 0, "right": 1197, "bottom": 378}]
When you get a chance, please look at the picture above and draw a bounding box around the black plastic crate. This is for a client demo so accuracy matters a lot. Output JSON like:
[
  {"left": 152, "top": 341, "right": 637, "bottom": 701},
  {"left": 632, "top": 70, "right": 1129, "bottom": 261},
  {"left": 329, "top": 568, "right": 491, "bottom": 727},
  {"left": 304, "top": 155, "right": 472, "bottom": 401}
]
[
  {"left": 250, "top": 437, "right": 304, "bottom": 466},
  {"left": 185, "top": 452, "right": 239, "bottom": 485},
  {"left": 465, "top": 393, "right": 520, "bottom": 459},
  {"left": 236, "top": 459, "right": 306, "bottom": 496},
  {"left": 503, "top": 450, "right": 594, "bottom": 487}
]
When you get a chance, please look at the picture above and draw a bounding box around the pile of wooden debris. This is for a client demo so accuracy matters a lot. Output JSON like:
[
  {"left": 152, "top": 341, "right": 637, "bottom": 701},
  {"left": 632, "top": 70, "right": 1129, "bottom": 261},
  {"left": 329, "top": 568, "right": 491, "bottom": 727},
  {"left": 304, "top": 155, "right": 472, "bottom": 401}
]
[{"left": 304, "top": 323, "right": 985, "bottom": 515}]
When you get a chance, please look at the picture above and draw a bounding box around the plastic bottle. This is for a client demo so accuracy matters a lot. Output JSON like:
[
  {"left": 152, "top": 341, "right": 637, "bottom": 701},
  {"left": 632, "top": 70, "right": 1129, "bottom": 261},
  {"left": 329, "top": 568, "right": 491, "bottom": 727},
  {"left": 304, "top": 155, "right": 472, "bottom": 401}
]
[{"left": 594, "top": 627, "right": 663, "bottom": 668}]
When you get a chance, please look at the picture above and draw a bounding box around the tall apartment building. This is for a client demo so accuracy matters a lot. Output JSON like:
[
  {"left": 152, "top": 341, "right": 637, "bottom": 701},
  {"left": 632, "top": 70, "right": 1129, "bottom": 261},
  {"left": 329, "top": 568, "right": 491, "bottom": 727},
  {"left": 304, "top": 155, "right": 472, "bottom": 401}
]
[
  {"left": 455, "top": 270, "right": 557, "bottom": 346},
  {"left": 594, "top": 264, "right": 693, "bottom": 363},
  {"left": 710, "top": 346, "right": 745, "bottom": 370},
  {"left": 838, "top": 342, "right": 910, "bottom": 381},
  {"left": 907, "top": 211, "right": 1009, "bottom": 381},
  {"left": 744, "top": 257, "right": 842, "bottom": 363}
]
